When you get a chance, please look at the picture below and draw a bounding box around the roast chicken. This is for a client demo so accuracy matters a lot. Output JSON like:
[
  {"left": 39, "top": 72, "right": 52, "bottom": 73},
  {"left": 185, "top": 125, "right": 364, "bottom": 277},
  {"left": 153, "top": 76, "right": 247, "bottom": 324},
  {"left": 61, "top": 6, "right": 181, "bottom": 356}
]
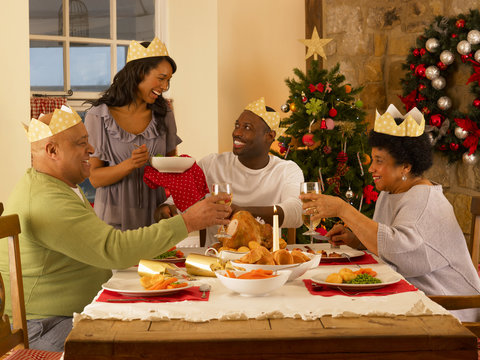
[{"left": 219, "top": 211, "right": 273, "bottom": 250}]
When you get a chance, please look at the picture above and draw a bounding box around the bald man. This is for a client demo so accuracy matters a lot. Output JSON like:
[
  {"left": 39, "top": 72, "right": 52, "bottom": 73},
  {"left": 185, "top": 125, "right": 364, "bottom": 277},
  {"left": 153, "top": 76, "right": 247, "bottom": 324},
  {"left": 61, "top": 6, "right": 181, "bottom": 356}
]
[{"left": 0, "top": 106, "right": 230, "bottom": 352}]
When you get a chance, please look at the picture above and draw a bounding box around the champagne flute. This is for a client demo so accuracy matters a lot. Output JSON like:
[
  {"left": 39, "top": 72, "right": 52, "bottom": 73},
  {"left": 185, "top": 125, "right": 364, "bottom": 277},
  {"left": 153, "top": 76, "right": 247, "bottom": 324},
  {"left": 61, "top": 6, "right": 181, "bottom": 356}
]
[
  {"left": 212, "top": 183, "right": 232, "bottom": 238},
  {"left": 300, "top": 182, "right": 320, "bottom": 243}
]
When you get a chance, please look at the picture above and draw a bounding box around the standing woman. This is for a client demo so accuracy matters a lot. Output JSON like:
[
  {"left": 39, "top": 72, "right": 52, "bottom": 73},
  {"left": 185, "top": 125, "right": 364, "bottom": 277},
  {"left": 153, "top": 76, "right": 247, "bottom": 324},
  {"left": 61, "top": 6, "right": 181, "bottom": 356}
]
[{"left": 85, "top": 38, "right": 181, "bottom": 230}]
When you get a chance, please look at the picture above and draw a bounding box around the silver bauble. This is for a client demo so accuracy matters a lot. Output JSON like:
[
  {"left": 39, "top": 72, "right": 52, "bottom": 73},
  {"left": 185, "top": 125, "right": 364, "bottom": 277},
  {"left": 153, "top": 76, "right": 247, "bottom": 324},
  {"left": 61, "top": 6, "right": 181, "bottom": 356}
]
[
  {"left": 426, "top": 38, "right": 440, "bottom": 52},
  {"left": 281, "top": 103, "right": 290, "bottom": 113},
  {"left": 457, "top": 40, "right": 472, "bottom": 55},
  {"left": 475, "top": 50, "right": 480, "bottom": 63},
  {"left": 437, "top": 96, "right": 452, "bottom": 110},
  {"left": 431, "top": 76, "right": 446, "bottom": 90},
  {"left": 345, "top": 187, "right": 354, "bottom": 200},
  {"left": 440, "top": 50, "right": 454, "bottom": 65},
  {"left": 463, "top": 152, "right": 479, "bottom": 165},
  {"left": 454, "top": 126, "right": 469, "bottom": 140},
  {"left": 425, "top": 66, "right": 440, "bottom": 80},
  {"left": 467, "top": 30, "right": 480, "bottom": 45}
]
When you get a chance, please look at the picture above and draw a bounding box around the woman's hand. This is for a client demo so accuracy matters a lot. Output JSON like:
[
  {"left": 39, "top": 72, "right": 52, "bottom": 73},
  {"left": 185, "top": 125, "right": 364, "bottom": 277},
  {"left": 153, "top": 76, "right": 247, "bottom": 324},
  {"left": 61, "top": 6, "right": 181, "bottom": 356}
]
[
  {"left": 299, "top": 193, "right": 346, "bottom": 221},
  {"left": 326, "top": 224, "right": 361, "bottom": 248},
  {"left": 128, "top": 144, "right": 150, "bottom": 170}
]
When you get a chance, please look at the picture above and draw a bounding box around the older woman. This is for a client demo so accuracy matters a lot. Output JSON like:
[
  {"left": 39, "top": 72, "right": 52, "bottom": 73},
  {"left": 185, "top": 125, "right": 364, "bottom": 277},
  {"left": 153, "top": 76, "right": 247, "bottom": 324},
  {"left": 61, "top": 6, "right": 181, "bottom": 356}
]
[
  {"left": 85, "top": 38, "right": 181, "bottom": 230},
  {"left": 301, "top": 105, "right": 480, "bottom": 321}
]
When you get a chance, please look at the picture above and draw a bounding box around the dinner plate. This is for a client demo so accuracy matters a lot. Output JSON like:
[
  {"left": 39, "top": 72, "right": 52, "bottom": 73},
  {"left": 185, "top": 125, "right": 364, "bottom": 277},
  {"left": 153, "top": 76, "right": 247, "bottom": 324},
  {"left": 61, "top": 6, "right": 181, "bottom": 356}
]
[
  {"left": 102, "top": 272, "right": 193, "bottom": 297},
  {"left": 311, "top": 271, "right": 403, "bottom": 291},
  {"left": 151, "top": 156, "right": 195, "bottom": 173},
  {"left": 318, "top": 248, "right": 365, "bottom": 262}
]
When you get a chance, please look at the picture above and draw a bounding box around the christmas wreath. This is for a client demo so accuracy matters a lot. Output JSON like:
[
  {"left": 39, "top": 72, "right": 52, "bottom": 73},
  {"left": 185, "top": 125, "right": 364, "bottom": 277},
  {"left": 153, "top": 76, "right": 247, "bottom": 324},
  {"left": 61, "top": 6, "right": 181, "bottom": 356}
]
[{"left": 399, "top": 9, "right": 480, "bottom": 164}]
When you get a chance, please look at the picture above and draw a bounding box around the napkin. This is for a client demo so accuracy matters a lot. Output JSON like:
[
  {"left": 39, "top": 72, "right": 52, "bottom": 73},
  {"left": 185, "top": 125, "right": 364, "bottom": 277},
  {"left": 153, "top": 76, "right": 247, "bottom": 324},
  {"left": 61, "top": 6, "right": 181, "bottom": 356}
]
[
  {"left": 143, "top": 155, "right": 209, "bottom": 211},
  {"left": 303, "top": 279, "right": 418, "bottom": 297},
  {"left": 97, "top": 286, "right": 209, "bottom": 303},
  {"left": 318, "top": 252, "right": 378, "bottom": 266}
]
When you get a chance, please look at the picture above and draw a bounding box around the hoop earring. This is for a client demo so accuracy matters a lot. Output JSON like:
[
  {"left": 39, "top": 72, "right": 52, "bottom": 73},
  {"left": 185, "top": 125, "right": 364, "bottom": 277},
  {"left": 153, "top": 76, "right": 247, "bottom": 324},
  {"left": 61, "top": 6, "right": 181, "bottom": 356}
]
[{"left": 401, "top": 174, "right": 407, "bottom": 181}]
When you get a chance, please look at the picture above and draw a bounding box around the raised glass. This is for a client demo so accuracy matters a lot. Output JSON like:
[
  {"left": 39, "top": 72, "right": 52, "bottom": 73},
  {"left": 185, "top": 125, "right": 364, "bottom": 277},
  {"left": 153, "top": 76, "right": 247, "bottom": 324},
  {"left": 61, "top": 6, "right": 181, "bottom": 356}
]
[{"left": 211, "top": 183, "right": 232, "bottom": 238}]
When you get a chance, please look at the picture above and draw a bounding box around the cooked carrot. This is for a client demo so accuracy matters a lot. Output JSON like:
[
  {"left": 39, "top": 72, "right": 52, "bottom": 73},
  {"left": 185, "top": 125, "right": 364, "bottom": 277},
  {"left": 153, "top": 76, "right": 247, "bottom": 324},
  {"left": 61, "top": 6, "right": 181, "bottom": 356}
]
[
  {"left": 147, "top": 277, "right": 178, "bottom": 290},
  {"left": 226, "top": 270, "right": 237, "bottom": 278},
  {"left": 167, "top": 282, "right": 188, "bottom": 289},
  {"left": 237, "top": 269, "right": 277, "bottom": 279}
]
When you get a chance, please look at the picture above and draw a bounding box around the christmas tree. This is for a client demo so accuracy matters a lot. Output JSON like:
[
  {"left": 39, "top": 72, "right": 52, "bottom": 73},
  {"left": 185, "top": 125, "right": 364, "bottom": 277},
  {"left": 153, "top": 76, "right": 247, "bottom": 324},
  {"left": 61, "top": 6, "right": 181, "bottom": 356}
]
[{"left": 272, "top": 61, "right": 377, "bottom": 242}]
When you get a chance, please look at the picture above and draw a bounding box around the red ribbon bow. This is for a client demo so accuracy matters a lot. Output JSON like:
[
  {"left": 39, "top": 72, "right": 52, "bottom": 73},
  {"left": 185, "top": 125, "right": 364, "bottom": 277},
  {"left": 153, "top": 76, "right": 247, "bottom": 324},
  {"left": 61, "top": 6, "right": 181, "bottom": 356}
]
[
  {"left": 309, "top": 83, "right": 324, "bottom": 93},
  {"left": 466, "top": 63, "right": 480, "bottom": 86},
  {"left": 363, "top": 185, "right": 378, "bottom": 204},
  {"left": 398, "top": 89, "right": 426, "bottom": 112},
  {"left": 455, "top": 117, "right": 480, "bottom": 155}
]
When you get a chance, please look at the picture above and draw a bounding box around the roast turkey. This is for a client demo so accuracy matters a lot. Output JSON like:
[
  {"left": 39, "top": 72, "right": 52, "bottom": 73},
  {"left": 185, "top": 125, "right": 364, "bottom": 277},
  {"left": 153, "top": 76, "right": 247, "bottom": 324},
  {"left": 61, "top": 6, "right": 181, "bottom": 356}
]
[{"left": 220, "top": 211, "right": 273, "bottom": 249}]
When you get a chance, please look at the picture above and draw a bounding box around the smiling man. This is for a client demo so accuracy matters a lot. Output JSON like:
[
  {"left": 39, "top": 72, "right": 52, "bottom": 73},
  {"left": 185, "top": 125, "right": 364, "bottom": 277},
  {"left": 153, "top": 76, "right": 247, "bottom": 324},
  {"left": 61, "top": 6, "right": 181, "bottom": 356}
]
[
  {"left": 0, "top": 106, "right": 231, "bottom": 351},
  {"left": 157, "top": 97, "right": 304, "bottom": 247}
]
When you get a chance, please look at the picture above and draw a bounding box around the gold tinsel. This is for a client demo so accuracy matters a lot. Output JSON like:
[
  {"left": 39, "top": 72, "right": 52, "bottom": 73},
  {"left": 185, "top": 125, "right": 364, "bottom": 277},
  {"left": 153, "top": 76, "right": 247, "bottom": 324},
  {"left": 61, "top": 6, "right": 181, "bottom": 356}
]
[{"left": 335, "top": 121, "right": 356, "bottom": 137}]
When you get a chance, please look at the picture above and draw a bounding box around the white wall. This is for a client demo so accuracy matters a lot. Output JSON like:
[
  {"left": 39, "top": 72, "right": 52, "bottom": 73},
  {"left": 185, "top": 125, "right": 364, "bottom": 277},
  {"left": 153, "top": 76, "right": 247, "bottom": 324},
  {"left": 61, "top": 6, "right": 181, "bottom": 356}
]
[{"left": 0, "top": 0, "right": 30, "bottom": 203}]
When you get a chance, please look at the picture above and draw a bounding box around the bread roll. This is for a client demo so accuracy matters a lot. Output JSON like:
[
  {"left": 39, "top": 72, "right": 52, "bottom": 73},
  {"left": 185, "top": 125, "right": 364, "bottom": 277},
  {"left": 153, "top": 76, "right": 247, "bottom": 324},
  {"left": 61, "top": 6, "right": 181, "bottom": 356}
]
[
  {"left": 273, "top": 249, "right": 294, "bottom": 265},
  {"left": 291, "top": 250, "right": 310, "bottom": 263}
]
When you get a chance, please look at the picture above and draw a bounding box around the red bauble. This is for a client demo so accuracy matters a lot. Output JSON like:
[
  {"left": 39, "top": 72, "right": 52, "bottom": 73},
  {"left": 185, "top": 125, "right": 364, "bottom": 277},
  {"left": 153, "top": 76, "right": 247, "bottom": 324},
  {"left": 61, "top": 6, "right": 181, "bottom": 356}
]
[
  {"left": 337, "top": 151, "right": 348, "bottom": 163},
  {"left": 461, "top": 54, "right": 471, "bottom": 62},
  {"left": 439, "top": 144, "right": 447, "bottom": 151},
  {"left": 415, "top": 64, "right": 426, "bottom": 77},
  {"left": 450, "top": 143, "right": 459, "bottom": 151},
  {"left": 456, "top": 19, "right": 465, "bottom": 28},
  {"left": 419, "top": 48, "right": 426, "bottom": 56},
  {"left": 452, "top": 33, "right": 458, "bottom": 38},
  {"left": 429, "top": 114, "right": 443, "bottom": 127},
  {"left": 413, "top": 48, "right": 420, "bottom": 56},
  {"left": 474, "top": 99, "right": 480, "bottom": 108},
  {"left": 323, "top": 145, "right": 332, "bottom": 154},
  {"left": 418, "top": 84, "right": 426, "bottom": 90},
  {"left": 328, "top": 108, "right": 338, "bottom": 117},
  {"left": 302, "top": 133, "right": 315, "bottom": 146},
  {"left": 279, "top": 144, "right": 287, "bottom": 154},
  {"left": 410, "top": 63, "right": 415, "bottom": 71},
  {"left": 302, "top": 96, "right": 308, "bottom": 103},
  {"left": 320, "top": 118, "right": 327, "bottom": 129},
  {"left": 437, "top": 61, "right": 447, "bottom": 70}
]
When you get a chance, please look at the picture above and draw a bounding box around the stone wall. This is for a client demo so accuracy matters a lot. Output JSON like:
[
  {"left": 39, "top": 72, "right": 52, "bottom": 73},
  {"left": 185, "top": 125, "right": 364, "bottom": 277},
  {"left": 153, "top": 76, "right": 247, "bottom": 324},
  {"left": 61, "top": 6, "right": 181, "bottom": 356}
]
[{"left": 323, "top": 0, "right": 480, "bottom": 244}]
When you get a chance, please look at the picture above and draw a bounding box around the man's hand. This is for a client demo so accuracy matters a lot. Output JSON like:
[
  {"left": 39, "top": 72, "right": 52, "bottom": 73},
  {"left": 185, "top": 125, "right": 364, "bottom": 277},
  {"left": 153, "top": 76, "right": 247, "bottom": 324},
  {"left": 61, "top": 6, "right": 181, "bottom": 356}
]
[
  {"left": 154, "top": 204, "right": 178, "bottom": 222},
  {"left": 181, "top": 194, "right": 231, "bottom": 233}
]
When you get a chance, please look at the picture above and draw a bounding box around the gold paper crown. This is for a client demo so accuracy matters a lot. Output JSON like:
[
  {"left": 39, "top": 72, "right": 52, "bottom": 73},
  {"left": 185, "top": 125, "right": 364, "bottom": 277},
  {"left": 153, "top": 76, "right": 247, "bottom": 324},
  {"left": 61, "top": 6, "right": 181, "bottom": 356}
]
[
  {"left": 374, "top": 104, "right": 425, "bottom": 137},
  {"left": 126, "top": 37, "right": 169, "bottom": 63},
  {"left": 244, "top": 97, "right": 285, "bottom": 139},
  {"left": 23, "top": 105, "right": 82, "bottom": 143}
]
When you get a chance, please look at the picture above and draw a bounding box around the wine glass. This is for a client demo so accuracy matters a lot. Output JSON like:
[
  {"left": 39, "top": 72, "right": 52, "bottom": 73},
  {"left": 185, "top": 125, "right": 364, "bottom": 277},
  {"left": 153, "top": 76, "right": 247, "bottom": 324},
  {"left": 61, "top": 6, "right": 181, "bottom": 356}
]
[
  {"left": 212, "top": 183, "right": 232, "bottom": 238},
  {"left": 300, "top": 182, "right": 320, "bottom": 242}
]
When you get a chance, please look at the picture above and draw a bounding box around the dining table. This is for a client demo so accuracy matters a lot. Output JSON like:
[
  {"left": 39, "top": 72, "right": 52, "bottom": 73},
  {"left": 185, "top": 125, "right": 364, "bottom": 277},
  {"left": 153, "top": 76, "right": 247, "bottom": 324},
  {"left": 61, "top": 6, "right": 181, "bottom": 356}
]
[{"left": 64, "top": 244, "right": 478, "bottom": 360}]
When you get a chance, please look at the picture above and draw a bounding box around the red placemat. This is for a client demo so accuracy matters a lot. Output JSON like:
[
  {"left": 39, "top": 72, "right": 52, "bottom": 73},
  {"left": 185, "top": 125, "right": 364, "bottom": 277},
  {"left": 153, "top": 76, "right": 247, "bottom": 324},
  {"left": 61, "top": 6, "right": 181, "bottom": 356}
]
[
  {"left": 319, "top": 252, "right": 378, "bottom": 266},
  {"left": 303, "top": 279, "right": 417, "bottom": 297},
  {"left": 96, "top": 286, "right": 208, "bottom": 303}
]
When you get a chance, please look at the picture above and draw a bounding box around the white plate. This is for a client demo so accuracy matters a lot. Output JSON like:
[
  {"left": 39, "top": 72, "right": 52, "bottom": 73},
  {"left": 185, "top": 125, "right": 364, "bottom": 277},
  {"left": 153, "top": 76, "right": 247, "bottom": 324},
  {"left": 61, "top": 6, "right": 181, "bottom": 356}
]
[
  {"left": 151, "top": 156, "right": 195, "bottom": 173},
  {"left": 102, "top": 271, "right": 193, "bottom": 297},
  {"left": 318, "top": 248, "right": 365, "bottom": 262},
  {"left": 215, "top": 269, "right": 291, "bottom": 296},
  {"left": 311, "top": 270, "right": 403, "bottom": 291}
]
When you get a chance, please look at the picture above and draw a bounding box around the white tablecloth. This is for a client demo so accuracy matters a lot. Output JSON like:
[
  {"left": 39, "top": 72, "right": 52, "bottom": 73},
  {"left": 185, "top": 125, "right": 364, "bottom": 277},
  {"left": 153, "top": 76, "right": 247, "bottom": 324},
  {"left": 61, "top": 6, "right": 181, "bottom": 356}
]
[{"left": 75, "top": 245, "right": 451, "bottom": 323}]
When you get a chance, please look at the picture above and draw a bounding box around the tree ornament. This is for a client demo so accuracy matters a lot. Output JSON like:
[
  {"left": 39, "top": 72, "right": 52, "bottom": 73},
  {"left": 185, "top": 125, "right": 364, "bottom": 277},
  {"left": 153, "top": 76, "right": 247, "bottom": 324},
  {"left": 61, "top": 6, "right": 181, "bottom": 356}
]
[
  {"left": 279, "top": 143, "right": 287, "bottom": 154},
  {"left": 415, "top": 64, "right": 426, "bottom": 77},
  {"left": 413, "top": 48, "right": 420, "bottom": 56},
  {"left": 422, "top": 107, "right": 431, "bottom": 114},
  {"left": 325, "top": 118, "right": 335, "bottom": 130},
  {"left": 418, "top": 83, "right": 426, "bottom": 90},
  {"left": 437, "top": 61, "right": 447, "bottom": 71},
  {"left": 457, "top": 40, "right": 472, "bottom": 55},
  {"left": 345, "top": 186, "right": 354, "bottom": 203},
  {"left": 320, "top": 118, "right": 327, "bottom": 129},
  {"left": 301, "top": 91, "right": 308, "bottom": 104},
  {"left": 468, "top": 30, "right": 480, "bottom": 44},
  {"left": 345, "top": 84, "right": 352, "bottom": 93},
  {"left": 463, "top": 152, "right": 479, "bottom": 165},
  {"left": 298, "top": 26, "right": 332, "bottom": 61},
  {"left": 437, "top": 96, "right": 452, "bottom": 110},
  {"left": 431, "top": 76, "right": 446, "bottom": 90},
  {"left": 456, "top": 19, "right": 466, "bottom": 28},
  {"left": 323, "top": 145, "right": 332, "bottom": 154},
  {"left": 328, "top": 108, "right": 337, "bottom": 117},
  {"left": 281, "top": 103, "right": 290, "bottom": 113},
  {"left": 420, "top": 48, "right": 426, "bottom": 56},
  {"left": 474, "top": 99, "right": 480, "bottom": 108},
  {"left": 289, "top": 102, "right": 297, "bottom": 112},
  {"left": 450, "top": 143, "right": 459, "bottom": 151},
  {"left": 440, "top": 50, "right": 454, "bottom": 65},
  {"left": 452, "top": 33, "right": 458, "bottom": 38},
  {"left": 425, "top": 66, "right": 440, "bottom": 80},
  {"left": 355, "top": 100, "right": 364, "bottom": 108},
  {"left": 461, "top": 54, "right": 471, "bottom": 62},
  {"left": 426, "top": 38, "right": 440, "bottom": 52},
  {"left": 475, "top": 50, "right": 480, "bottom": 63},
  {"left": 302, "top": 133, "right": 315, "bottom": 146},
  {"left": 337, "top": 151, "right": 348, "bottom": 163},
  {"left": 410, "top": 63, "right": 415, "bottom": 71},
  {"left": 455, "top": 126, "right": 469, "bottom": 139},
  {"left": 362, "top": 153, "right": 371, "bottom": 165},
  {"left": 427, "top": 132, "right": 435, "bottom": 145}
]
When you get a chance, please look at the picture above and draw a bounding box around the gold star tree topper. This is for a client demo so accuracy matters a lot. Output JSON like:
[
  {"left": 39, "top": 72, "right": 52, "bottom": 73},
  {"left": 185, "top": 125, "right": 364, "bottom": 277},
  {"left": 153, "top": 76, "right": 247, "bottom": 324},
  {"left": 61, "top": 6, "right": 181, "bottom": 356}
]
[{"left": 299, "top": 27, "right": 332, "bottom": 60}]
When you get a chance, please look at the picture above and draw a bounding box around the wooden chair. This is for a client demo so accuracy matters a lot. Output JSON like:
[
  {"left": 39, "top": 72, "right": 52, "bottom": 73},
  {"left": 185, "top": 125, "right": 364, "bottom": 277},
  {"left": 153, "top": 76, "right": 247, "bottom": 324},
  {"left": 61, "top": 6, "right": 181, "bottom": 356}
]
[
  {"left": 428, "top": 196, "right": 480, "bottom": 338},
  {"left": 0, "top": 206, "right": 62, "bottom": 359}
]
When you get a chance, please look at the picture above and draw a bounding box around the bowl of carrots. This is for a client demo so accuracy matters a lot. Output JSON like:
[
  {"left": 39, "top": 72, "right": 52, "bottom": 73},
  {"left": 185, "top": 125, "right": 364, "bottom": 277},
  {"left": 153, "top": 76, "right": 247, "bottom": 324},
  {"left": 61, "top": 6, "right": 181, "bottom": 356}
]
[{"left": 215, "top": 269, "right": 291, "bottom": 296}]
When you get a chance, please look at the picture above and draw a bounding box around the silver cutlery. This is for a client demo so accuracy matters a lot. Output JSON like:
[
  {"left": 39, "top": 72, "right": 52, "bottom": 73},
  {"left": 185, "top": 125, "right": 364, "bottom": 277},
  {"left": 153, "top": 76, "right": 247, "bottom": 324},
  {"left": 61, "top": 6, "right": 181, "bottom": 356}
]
[{"left": 199, "top": 283, "right": 211, "bottom": 298}]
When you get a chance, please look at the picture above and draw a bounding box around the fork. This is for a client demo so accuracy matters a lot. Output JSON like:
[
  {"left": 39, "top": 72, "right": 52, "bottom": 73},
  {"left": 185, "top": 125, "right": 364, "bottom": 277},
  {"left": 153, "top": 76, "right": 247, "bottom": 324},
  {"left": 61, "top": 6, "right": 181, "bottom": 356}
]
[{"left": 336, "top": 287, "right": 397, "bottom": 296}]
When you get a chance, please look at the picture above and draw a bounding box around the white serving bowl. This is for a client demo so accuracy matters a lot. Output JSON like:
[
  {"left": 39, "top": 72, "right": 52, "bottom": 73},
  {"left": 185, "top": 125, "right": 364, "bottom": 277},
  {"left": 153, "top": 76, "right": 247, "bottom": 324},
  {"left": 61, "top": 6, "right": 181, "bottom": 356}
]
[
  {"left": 204, "top": 248, "right": 248, "bottom": 262},
  {"left": 215, "top": 269, "right": 291, "bottom": 296},
  {"left": 151, "top": 156, "right": 195, "bottom": 173},
  {"left": 231, "top": 252, "right": 320, "bottom": 282}
]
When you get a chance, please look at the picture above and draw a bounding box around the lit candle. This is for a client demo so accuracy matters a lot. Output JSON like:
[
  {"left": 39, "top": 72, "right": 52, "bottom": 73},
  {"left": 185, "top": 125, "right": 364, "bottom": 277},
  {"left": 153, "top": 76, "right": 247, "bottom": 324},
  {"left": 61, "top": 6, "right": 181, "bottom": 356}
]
[{"left": 272, "top": 205, "right": 279, "bottom": 252}]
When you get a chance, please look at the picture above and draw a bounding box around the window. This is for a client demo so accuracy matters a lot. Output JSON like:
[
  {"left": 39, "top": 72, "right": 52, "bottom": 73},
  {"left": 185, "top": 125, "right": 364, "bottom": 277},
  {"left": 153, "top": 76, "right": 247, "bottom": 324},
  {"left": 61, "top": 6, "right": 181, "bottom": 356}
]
[{"left": 29, "top": 0, "right": 166, "bottom": 104}]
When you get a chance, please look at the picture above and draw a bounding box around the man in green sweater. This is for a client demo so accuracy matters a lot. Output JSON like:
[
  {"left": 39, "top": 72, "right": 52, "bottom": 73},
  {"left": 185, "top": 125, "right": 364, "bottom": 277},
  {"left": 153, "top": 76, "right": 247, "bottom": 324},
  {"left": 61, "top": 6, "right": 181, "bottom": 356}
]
[{"left": 0, "top": 106, "right": 230, "bottom": 352}]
